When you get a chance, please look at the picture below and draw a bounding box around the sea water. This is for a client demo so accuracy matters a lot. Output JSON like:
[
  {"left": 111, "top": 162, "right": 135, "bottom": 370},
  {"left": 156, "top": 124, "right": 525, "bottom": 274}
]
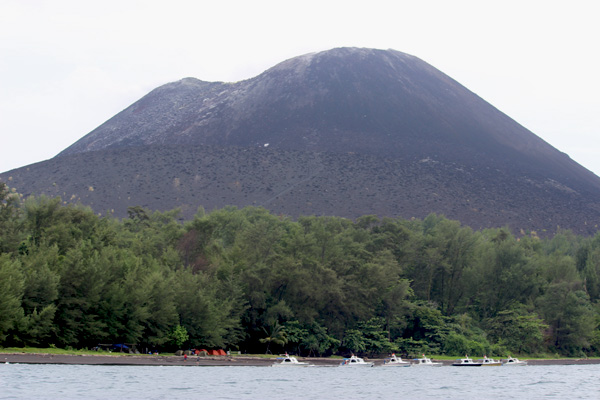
[{"left": 1, "top": 363, "right": 599, "bottom": 399}]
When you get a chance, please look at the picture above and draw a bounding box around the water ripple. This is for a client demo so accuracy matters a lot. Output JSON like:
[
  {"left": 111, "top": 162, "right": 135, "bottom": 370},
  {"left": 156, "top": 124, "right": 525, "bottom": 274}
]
[{"left": 2, "top": 363, "right": 600, "bottom": 399}]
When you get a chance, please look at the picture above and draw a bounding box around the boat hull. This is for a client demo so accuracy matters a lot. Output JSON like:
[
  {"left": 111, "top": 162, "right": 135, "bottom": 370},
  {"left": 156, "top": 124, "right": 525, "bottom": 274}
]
[
  {"left": 272, "top": 355, "right": 314, "bottom": 367},
  {"left": 412, "top": 357, "right": 443, "bottom": 367},
  {"left": 272, "top": 364, "right": 313, "bottom": 367},
  {"left": 412, "top": 363, "right": 442, "bottom": 367},
  {"left": 502, "top": 357, "right": 527, "bottom": 366},
  {"left": 340, "top": 355, "right": 374, "bottom": 367},
  {"left": 340, "top": 364, "right": 374, "bottom": 367}
]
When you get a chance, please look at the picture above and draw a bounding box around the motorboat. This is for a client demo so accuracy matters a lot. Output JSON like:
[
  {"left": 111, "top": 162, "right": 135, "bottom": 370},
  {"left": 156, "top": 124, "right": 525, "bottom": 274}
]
[
  {"left": 272, "top": 353, "right": 313, "bottom": 367},
  {"left": 382, "top": 353, "right": 411, "bottom": 367},
  {"left": 452, "top": 355, "right": 482, "bottom": 366},
  {"left": 502, "top": 356, "right": 527, "bottom": 366},
  {"left": 412, "top": 354, "right": 442, "bottom": 367},
  {"left": 478, "top": 355, "right": 502, "bottom": 366},
  {"left": 339, "top": 355, "right": 374, "bottom": 367}
]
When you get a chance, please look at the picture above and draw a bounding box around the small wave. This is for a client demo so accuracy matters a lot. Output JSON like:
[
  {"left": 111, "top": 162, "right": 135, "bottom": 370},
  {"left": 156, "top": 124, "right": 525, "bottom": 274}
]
[{"left": 526, "top": 380, "right": 566, "bottom": 386}]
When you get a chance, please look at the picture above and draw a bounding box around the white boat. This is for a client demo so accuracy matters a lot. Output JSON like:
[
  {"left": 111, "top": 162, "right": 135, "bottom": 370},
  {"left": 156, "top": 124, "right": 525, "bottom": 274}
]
[
  {"left": 339, "top": 355, "right": 374, "bottom": 367},
  {"left": 452, "top": 355, "right": 482, "bottom": 366},
  {"left": 478, "top": 355, "right": 502, "bottom": 366},
  {"left": 502, "top": 356, "right": 527, "bottom": 366},
  {"left": 412, "top": 354, "right": 442, "bottom": 367},
  {"left": 272, "top": 353, "right": 313, "bottom": 367},
  {"left": 382, "top": 353, "right": 411, "bottom": 367}
]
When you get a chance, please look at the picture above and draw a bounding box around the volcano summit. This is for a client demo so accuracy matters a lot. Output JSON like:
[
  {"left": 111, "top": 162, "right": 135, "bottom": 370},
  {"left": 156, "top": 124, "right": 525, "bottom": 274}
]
[{"left": 3, "top": 48, "right": 600, "bottom": 235}]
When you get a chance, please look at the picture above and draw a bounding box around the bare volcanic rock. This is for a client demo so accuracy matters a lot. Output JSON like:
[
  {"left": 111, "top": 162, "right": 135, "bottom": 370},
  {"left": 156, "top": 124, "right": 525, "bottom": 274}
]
[
  {"left": 4, "top": 144, "right": 600, "bottom": 236},
  {"left": 3, "top": 47, "right": 600, "bottom": 235}
]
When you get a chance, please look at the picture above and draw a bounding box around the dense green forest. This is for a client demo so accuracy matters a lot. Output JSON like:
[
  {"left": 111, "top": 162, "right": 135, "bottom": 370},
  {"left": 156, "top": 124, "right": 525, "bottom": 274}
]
[{"left": 1, "top": 182, "right": 599, "bottom": 357}]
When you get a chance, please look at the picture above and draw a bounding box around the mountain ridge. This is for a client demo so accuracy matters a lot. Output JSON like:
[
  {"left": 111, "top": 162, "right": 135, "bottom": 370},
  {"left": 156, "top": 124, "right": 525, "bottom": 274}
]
[{"left": 3, "top": 47, "right": 600, "bottom": 235}]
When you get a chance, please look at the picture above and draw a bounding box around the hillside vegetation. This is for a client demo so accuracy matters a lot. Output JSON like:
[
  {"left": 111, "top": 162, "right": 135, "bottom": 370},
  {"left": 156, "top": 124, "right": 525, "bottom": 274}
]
[{"left": 1, "top": 182, "right": 599, "bottom": 357}]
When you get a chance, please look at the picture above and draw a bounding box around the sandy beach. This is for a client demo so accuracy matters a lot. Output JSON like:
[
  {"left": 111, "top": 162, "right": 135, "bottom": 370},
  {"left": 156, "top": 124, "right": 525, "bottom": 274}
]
[{"left": 2, "top": 352, "right": 599, "bottom": 367}]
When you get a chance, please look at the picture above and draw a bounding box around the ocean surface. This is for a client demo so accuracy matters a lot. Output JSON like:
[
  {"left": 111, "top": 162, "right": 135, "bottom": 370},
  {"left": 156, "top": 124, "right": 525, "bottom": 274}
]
[{"left": 1, "top": 362, "right": 599, "bottom": 399}]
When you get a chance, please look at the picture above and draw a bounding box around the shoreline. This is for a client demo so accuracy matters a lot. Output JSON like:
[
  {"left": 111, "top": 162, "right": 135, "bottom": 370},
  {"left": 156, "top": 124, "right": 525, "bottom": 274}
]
[
  {"left": 1, "top": 352, "right": 297, "bottom": 367},
  {"left": 2, "top": 352, "right": 600, "bottom": 367}
]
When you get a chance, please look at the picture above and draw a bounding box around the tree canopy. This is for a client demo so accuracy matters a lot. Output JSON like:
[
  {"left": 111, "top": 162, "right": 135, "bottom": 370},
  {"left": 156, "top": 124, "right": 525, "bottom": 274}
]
[{"left": 1, "top": 182, "right": 599, "bottom": 357}]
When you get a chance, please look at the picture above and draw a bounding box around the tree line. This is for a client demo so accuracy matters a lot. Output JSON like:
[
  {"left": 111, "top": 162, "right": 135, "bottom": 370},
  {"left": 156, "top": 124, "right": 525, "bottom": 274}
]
[{"left": 1, "top": 182, "right": 599, "bottom": 357}]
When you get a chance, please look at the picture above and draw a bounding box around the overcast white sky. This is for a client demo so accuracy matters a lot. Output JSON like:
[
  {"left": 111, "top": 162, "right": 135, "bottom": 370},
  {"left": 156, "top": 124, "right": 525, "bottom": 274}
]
[{"left": 1, "top": 0, "right": 599, "bottom": 176}]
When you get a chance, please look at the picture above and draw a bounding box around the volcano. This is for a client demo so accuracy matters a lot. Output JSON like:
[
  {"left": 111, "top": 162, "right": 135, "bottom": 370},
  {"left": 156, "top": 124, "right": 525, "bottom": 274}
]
[{"left": 2, "top": 48, "right": 599, "bottom": 235}]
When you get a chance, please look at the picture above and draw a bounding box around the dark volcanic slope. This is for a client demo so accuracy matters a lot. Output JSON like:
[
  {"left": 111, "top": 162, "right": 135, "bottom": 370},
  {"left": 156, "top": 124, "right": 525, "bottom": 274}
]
[
  {"left": 3, "top": 145, "right": 600, "bottom": 235},
  {"left": 59, "top": 48, "right": 600, "bottom": 193},
  {"left": 3, "top": 47, "right": 600, "bottom": 235}
]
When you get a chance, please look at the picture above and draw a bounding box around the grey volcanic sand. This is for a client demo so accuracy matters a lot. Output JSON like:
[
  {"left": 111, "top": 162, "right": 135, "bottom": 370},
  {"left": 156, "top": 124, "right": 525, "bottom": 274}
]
[
  {"left": 2, "top": 353, "right": 599, "bottom": 366},
  {"left": 1, "top": 353, "right": 337, "bottom": 366}
]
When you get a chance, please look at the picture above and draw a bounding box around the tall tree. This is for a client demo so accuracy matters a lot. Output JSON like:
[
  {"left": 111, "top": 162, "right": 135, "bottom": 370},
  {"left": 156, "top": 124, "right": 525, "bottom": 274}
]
[{"left": 0, "top": 254, "right": 24, "bottom": 342}]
